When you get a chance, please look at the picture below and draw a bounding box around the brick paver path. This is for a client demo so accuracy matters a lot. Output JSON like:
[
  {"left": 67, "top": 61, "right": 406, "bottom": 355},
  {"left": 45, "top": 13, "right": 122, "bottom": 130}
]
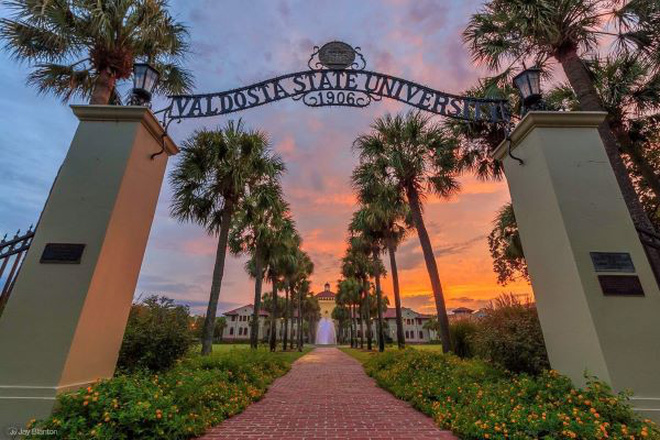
[{"left": 199, "top": 347, "right": 457, "bottom": 439}]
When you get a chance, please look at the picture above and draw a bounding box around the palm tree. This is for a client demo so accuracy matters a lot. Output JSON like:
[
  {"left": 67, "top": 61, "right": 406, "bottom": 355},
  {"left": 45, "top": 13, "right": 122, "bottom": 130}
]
[
  {"left": 281, "top": 248, "right": 313, "bottom": 350},
  {"left": 354, "top": 111, "right": 460, "bottom": 353},
  {"left": 0, "top": 0, "right": 193, "bottom": 104},
  {"left": 295, "top": 279, "right": 312, "bottom": 351},
  {"left": 352, "top": 161, "right": 409, "bottom": 349},
  {"left": 170, "top": 120, "right": 284, "bottom": 355},
  {"left": 463, "top": 0, "right": 660, "bottom": 252},
  {"left": 265, "top": 220, "right": 300, "bottom": 352},
  {"left": 349, "top": 208, "right": 389, "bottom": 352},
  {"left": 337, "top": 277, "right": 361, "bottom": 348},
  {"left": 229, "top": 181, "right": 289, "bottom": 349},
  {"left": 341, "top": 238, "right": 374, "bottom": 349}
]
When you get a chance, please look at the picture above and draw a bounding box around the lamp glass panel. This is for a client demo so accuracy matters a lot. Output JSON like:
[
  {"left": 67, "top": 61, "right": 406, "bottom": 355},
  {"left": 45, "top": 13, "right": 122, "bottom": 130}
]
[
  {"left": 527, "top": 70, "right": 541, "bottom": 96},
  {"left": 133, "top": 64, "right": 148, "bottom": 90},
  {"left": 143, "top": 66, "right": 159, "bottom": 93},
  {"left": 514, "top": 74, "right": 531, "bottom": 98}
]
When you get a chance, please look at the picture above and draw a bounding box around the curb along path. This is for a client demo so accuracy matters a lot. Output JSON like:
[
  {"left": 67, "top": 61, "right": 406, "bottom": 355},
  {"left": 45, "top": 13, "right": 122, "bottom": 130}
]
[{"left": 199, "top": 347, "right": 457, "bottom": 439}]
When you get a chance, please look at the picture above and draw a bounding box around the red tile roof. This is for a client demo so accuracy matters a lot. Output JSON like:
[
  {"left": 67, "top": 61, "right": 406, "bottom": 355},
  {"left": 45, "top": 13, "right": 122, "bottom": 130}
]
[
  {"left": 223, "top": 304, "right": 269, "bottom": 316},
  {"left": 315, "top": 286, "right": 336, "bottom": 299}
]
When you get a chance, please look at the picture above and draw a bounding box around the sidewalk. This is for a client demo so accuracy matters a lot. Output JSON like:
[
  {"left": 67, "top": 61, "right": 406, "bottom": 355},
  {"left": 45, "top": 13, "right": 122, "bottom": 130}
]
[{"left": 199, "top": 347, "right": 457, "bottom": 439}]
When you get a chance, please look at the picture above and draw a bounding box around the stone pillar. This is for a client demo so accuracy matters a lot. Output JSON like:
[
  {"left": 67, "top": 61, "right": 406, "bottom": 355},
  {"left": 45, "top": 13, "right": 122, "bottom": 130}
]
[
  {"left": 0, "top": 106, "right": 177, "bottom": 432},
  {"left": 494, "top": 111, "right": 660, "bottom": 421}
]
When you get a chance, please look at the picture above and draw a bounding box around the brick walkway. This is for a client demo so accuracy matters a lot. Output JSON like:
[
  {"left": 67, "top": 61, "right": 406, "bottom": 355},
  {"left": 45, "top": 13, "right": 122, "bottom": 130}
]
[{"left": 199, "top": 347, "right": 457, "bottom": 440}]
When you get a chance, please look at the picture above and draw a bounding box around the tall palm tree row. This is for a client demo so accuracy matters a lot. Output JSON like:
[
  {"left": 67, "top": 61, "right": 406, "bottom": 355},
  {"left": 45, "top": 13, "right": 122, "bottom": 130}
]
[
  {"left": 0, "top": 0, "right": 194, "bottom": 104},
  {"left": 170, "top": 120, "right": 284, "bottom": 355},
  {"left": 229, "top": 180, "right": 290, "bottom": 348},
  {"left": 349, "top": 208, "right": 390, "bottom": 352},
  {"left": 352, "top": 111, "right": 461, "bottom": 353},
  {"left": 337, "top": 277, "right": 362, "bottom": 348},
  {"left": 463, "top": 0, "right": 660, "bottom": 268},
  {"left": 340, "top": 239, "right": 374, "bottom": 350},
  {"left": 352, "top": 161, "right": 410, "bottom": 349}
]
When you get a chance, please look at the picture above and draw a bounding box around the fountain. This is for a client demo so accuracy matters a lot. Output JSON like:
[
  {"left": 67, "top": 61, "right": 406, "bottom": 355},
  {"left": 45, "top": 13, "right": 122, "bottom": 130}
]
[{"left": 315, "top": 317, "right": 337, "bottom": 345}]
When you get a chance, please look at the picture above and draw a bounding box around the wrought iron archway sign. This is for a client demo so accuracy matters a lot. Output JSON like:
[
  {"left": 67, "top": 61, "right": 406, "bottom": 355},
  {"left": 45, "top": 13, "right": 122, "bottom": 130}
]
[{"left": 159, "top": 41, "right": 509, "bottom": 125}]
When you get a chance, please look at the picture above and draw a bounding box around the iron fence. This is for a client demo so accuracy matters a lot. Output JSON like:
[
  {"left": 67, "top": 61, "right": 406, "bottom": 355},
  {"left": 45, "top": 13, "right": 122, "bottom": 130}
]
[{"left": 0, "top": 226, "right": 34, "bottom": 313}]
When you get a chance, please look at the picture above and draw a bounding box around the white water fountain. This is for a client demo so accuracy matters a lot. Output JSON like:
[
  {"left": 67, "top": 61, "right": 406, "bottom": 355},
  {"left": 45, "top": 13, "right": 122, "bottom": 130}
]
[{"left": 315, "top": 317, "right": 337, "bottom": 345}]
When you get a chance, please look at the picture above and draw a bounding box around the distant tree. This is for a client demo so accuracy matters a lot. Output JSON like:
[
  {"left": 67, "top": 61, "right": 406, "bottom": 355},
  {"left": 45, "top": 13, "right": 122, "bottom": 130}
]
[
  {"left": 0, "top": 0, "right": 193, "bottom": 104},
  {"left": 337, "top": 277, "right": 362, "bottom": 348}
]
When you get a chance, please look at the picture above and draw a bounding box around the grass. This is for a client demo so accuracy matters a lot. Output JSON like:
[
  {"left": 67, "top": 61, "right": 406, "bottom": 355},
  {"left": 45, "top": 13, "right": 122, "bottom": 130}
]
[
  {"left": 339, "top": 347, "right": 377, "bottom": 364},
  {"left": 339, "top": 344, "right": 445, "bottom": 364}
]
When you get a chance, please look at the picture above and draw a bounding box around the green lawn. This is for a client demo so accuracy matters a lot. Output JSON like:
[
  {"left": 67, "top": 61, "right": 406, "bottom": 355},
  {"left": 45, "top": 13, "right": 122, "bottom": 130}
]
[
  {"left": 339, "top": 344, "right": 445, "bottom": 364},
  {"left": 206, "top": 343, "right": 312, "bottom": 363}
]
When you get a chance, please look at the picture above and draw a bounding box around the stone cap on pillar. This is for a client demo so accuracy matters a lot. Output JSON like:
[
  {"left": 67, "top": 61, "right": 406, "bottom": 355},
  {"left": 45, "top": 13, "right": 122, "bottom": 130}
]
[
  {"left": 492, "top": 111, "right": 607, "bottom": 161},
  {"left": 70, "top": 105, "right": 178, "bottom": 156}
]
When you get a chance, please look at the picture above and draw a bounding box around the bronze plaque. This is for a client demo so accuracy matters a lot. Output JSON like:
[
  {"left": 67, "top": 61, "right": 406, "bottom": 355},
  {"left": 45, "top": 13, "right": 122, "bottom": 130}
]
[
  {"left": 598, "top": 275, "right": 644, "bottom": 296},
  {"left": 40, "top": 243, "right": 85, "bottom": 264},
  {"left": 318, "top": 41, "right": 356, "bottom": 69},
  {"left": 590, "top": 252, "right": 635, "bottom": 273}
]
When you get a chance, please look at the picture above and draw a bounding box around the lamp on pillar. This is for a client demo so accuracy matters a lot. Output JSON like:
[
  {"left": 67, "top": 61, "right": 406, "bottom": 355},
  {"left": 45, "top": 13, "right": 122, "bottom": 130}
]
[
  {"left": 513, "top": 66, "right": 543, "bottom": 114},
  {"left": 130, "top": 62, "right": 160, "bottom": 106}
]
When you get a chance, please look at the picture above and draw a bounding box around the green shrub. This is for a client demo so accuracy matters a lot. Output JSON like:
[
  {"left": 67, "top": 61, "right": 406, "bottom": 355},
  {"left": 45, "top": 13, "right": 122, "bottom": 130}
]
[
  {"left": 117, "top": 296, "right": 195, "bottom": 372},
  {"left": 363, "top": 349, "right": 659, "bottom": 440},
  {"left": 449, "top": 319, "right": 477, "bottom": 358},
  {"left": 29, "top": 348, "right": 302, "bottom": 439},
  {"left": 471, "top": 294, "right": 549, "bottom": 374}
]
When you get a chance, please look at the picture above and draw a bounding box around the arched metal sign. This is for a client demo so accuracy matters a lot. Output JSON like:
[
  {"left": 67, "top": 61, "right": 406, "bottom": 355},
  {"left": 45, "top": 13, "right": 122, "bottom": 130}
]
[{"left": 159, "top": 42, "right": 509, "bottom": 126}]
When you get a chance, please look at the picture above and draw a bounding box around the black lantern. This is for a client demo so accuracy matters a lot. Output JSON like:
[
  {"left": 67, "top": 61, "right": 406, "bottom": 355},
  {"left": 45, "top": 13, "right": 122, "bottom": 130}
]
[
  {"left": 513, "top": 66, "right": 543, "bottom": 112},
  {"left": 131, "top": 62, "right": 160, "bottom": 106}
]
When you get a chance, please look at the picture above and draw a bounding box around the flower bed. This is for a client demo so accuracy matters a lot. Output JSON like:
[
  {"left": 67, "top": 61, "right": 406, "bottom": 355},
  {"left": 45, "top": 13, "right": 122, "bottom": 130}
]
[
  {"left": 29, "top": 348, "right": 307, "bottom": 439},
  {"left": 356, "top": 349, "right": 660, "bottom": 439}
]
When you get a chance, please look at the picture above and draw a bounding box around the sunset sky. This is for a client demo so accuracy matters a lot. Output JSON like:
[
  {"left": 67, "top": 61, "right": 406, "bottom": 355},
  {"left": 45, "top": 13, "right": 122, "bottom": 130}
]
[{"left": 0, "top": 0, "right": 533, "bottom": 315}]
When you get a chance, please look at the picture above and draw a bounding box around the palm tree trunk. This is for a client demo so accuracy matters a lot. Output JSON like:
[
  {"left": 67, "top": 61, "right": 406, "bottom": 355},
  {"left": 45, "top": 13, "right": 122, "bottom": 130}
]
[
  {"left": 387, "top": 239, "right": 405, "bottom": 349},
  {"left": 406, "top": 184, "right": 451, "bottom": 353},
  {"left": 297, "top": 290, "right": 303, "bottom": 351},
  {"left": 250, "top": 251, "right": 264, "bottom": 349},
  {"left": 359, "top": 301, "right": 364, "bottom": 349},
  {"left": 90, "top": 69, "right": 116, "bottom": 105},
  {"left": 557, "top": 47, "right": 660, "bottom": 281},
  {"left": 373, "top": 249, "right": 385, "bottom": 352},
  {"left": 350, "top": 304, "right": 355, "bottom": 347},
  {"left": 201, "top": 203, "right": 234, "bottom": 355},
  {"left": 269, "top": 276, "right": 278, "bottom": 352},
  {"left": 364, "top": 279, "right": 372, "bottom": 350},
  {"left": 283, "top": 286, "right": 290, "bottom": 350}
]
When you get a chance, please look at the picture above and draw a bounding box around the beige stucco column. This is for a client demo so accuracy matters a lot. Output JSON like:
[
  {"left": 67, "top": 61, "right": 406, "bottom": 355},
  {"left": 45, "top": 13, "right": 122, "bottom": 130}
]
[
  {"left": 494, "top": 111, "right": 660, "bottom": 421},
  {"left": 0, "top": 106, "right": 177, "bottom": 433}
]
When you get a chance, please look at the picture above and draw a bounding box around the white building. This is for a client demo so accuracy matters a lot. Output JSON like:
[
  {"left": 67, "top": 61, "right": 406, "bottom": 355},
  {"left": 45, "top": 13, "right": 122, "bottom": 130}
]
[{"left": 221, "top": 304, "right": 304, "bottom": 342}]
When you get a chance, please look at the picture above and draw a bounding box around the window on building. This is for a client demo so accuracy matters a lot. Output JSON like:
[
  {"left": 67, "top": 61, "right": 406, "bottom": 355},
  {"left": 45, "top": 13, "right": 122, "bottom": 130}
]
[
  {"left": 419, "top": 331, "right": 423, "bottom": 339},
  {"left": 229, "top": 327, "right": 234, "bottom": 335},
  {"left": 238, "top": 327, "right": 242, "bottom": 336},
  {"left": 405, "top": 330, "right": 409, "bottom": 338},
  {"left": 231, "top": 316, "right": 236, "bottom": 321}
]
